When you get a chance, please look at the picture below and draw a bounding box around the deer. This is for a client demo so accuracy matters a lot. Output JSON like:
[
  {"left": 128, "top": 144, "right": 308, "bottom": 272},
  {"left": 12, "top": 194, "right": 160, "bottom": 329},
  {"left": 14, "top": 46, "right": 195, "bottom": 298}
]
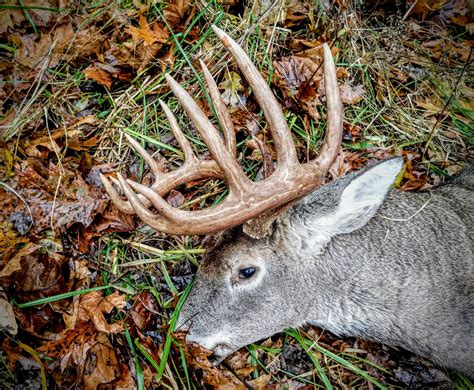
[{"left": 101, "top": 26, "right": 474, "bottom": 378}]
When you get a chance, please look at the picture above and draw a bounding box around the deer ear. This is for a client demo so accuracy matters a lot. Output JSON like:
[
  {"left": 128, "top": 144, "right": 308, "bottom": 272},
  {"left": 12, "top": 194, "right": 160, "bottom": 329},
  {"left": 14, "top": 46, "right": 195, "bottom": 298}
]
[{"left": 321, "top": 158, "right": 403, "bottom": 235}]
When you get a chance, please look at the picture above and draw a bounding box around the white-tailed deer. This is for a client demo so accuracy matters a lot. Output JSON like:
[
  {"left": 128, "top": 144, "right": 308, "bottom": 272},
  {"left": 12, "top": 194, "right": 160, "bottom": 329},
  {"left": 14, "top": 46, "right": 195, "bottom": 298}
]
[{"left": 101, "top": 26, "right": 474, "bottom": 377}]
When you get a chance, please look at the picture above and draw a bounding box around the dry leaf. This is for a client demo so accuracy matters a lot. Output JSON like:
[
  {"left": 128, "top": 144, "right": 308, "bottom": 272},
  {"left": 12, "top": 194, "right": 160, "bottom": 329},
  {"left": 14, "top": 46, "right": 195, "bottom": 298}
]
[
  {"left": 163, "top": 0, "right": 191, "bottom": 26},
  {"left": 83, "top": 333, "right": 120, "bottom": 389},
  {"left": 14, "top": 23, "right": 75, "bottom": 69},
  {"left": 83, "top": 65, "right": 112, "bottom": 89},
  {"left": 249, "top": 373, "right": 272, "bottom": 389},
  {"left": 274, "top": 56, "right": 316, "bottom": 94},
  {"left": 167, "top": 189, "right": 185, "bottom": 207},
  {"left": 78, "top": 291, "right": 126, "bottom": 333},
  {"left": 126, "top": 15, "right": 169, "bottom": 46},
  {"left": 220, "top": 71, "right": 245, "bottom": 110},
  {"left": 0, "top": 0, "right": 24, "bottom": 34},
  {"left": 339, "top": 84, "right": 364, "bottom": 104},
  {"left": 0, "top": 290, "right": 18, "bottom": 335},
  {"left": 416, "top": 99, "right": 443, "bottom": 116},
  {"left": 38, "top": 324, "right": 120, "bottom": 388},
  {"left": 174, "top": 332, "right": 244, "bottom": 388},
  {"left": 328, "top": 151, "right": 353, "bottom": 179},
  {"left": 0, "top": 243, "right": 40, "bottom": 278}
]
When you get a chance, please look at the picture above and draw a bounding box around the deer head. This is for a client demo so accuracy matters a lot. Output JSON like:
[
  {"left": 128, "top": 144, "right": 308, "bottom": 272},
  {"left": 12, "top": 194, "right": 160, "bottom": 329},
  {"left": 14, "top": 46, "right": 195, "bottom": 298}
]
[{"left": 101, "top": 25, "right": 343, "bottom": 356}]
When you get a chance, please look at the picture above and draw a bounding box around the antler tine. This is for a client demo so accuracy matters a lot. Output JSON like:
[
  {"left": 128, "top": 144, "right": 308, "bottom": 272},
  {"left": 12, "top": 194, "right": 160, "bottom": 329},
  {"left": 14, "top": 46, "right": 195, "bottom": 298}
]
[
  {"left": 199, "top": 59, "right": 236, "bottom": 157},
  {"left": 159, "top": 99, "right": 197, "bottom": 163},
  {"left": 212, "top": 25, "right": 298, "bottom": 168},
  {"left": 100, "top": 173, "right": 135, "bottom": 214},
  {"left": 99, "top": 134, "right": 165, "bottom": 215},
  {"left": 115, "top": 172, "right": 173, "bottom": 231},
  {"left": 102, "top": 158, "right": 226, "bottom": 216},
  {"left": 116, "top": 172, "right": 172, "bottom": 219},
  {"left": 124, "top": 133, "right": 165, "bottom": 177},
  {"left": 165, "top": 74, "right": 250, "bottom": 193},
  {"left": 126, "top": 178, "right": 193, "bottom": 224},
  {"left": 121, "top": 173, "right": 232, "bottom": 235},
  {"left": 310, "top": 43, "right": 343, "bottom": 172}
]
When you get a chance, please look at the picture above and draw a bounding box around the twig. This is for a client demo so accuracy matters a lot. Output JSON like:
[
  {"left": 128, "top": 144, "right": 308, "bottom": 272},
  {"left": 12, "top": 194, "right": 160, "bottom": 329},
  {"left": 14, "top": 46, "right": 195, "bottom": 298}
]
[{"left": 402, "top": 0, "right": 418, "bottom": 21}]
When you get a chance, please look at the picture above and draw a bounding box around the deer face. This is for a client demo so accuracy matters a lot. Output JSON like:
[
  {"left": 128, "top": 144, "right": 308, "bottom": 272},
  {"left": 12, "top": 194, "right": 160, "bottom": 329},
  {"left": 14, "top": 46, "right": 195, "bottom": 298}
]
[
  {"left": 176, "top": 228, "right": 308, "bottom": 360},
  {"left": 176, "top": 158, "right": 405, "bottom": 360}
]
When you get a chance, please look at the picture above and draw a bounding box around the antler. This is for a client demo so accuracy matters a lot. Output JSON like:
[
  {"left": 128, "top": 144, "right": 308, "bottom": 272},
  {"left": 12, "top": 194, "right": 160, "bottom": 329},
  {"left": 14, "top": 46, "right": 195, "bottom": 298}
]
[{"left": 100, "top": 25, "right": 343, "bottom": 235}]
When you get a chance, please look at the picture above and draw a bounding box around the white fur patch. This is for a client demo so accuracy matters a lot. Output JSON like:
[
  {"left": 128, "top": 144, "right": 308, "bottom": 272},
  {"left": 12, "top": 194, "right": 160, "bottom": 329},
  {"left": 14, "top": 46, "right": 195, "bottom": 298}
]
[
  {"left": 314, "top": 158, "right": 403, "bottom": 236},
  {"left": 186, "top": 330, "right": 231, "bottom": 350}
]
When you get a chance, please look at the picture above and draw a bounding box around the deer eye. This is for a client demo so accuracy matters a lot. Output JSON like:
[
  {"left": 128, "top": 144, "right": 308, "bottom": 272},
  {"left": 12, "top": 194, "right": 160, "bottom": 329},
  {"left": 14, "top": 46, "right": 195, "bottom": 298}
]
[{"left": 238, "top": 267, "right": 256, "bottom": 279}]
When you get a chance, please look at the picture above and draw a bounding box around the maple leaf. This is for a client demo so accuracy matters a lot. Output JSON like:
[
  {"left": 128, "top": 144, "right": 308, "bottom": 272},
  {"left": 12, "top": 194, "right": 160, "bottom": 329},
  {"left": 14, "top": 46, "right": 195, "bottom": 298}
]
[{"left": 126, "top": 15, "right": 169, "bottom": 46}]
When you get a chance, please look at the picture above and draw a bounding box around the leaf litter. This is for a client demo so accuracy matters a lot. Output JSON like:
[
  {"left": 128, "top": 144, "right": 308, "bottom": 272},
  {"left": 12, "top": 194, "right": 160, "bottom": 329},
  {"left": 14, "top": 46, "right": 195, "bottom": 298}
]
[{"left": 0, "top": 0, "right": 472, "bottom": 388}]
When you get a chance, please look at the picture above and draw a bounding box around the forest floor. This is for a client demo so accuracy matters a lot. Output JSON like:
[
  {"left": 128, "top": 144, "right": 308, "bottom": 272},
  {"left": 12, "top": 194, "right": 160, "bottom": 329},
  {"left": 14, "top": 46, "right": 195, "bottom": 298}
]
[{"left": 0, "top": 0, "right": 473, "bottom": 388}]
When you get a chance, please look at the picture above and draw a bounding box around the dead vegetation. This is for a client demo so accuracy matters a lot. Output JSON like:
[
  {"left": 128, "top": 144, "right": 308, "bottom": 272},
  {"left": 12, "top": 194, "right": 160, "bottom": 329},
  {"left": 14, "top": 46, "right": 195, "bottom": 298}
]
[{"left": 0, "top": 0, "right": 473, "bottom": 388}]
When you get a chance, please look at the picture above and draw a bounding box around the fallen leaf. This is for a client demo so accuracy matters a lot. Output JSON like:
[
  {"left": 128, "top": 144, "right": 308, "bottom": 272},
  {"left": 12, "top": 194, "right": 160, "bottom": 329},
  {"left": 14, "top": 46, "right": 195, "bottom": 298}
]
[
  {"left": 167, "top": 189, "right": 185, "bottom": 207},
  {"left": 0, "top": 0, "right": 24, "bottom": 35},
  {"left": 328, "top": 151, "right": 353, "bottom": 179},
  {"left": 416, "top": 99, "right": 443, "bottom": 116},
  {"left": 273, "top": 56, "right": 316, "bottom": 95},
  {"left": 0, "top": 242, "right": 39, "bottom": 278},
  {"left": 220, "top": 71, "right": 245, "bottom": 110},
  {"left": 339, "top": 84, "right": 364, "bottom": 104},
  {"left": 83, "top": 65, "right": 112, "bottom": 89},
  {"left": 163, "top": 0, "right": 191, "bottom": 26},
  {"left": 249, "top": 373, "right": 272, "bottom": 389},
  {"left": 13, "top": 23, "right": 75, "bottom": 69},
  {"left": 17, "top": 0, "right": 55, "bottom": 28},
  {"left": 0, "top": 290, "right": 18, "bottom": 334},
  {"left": 128, "top": 291, "right": 158, "bottom": 330},
  {"left": 83, "top": 333, "right": 120, "bottom": 389},
  {"left": 126, "top": 15, "right": 169, "bottom": 46},
  {"left": 407, "top": 0, "right": 471, "bottom": 27},
  {"left": 77, "top": 291, "right": 126, "bottom": 333},
  {"left": 174, "top": 332, "right": 244, "bottom": 388},
  {"left": 13, "top": 159, "right": 109, "bottom": 234},
  {"left": 284, "top": 0, "right": 311, "bottom": 27},
  {"left": 108, "top": 362, "right": 137, "bottom": 389},
  {"left": 38, "top": 323, "right": 120, "bottom": 388},
  {"left": 400, "top": 152, "right": 430, "bottom": 191}
]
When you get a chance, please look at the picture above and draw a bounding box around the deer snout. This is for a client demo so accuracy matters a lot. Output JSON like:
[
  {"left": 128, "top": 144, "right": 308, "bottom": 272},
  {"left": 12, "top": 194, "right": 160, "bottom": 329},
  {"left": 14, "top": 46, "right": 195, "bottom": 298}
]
[
  {"left": 186, "top": 331, "right": 234, "bottom": 360},
  {"left": 176, "top": 309, "right": 235, "bottom": 359}
]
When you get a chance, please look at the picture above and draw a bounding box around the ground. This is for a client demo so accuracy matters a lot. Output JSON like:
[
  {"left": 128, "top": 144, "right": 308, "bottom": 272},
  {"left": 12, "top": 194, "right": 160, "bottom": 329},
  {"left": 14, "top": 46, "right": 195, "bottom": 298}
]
[{"left": 0, "top": 0, "right": 473, "bottom": 389}]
